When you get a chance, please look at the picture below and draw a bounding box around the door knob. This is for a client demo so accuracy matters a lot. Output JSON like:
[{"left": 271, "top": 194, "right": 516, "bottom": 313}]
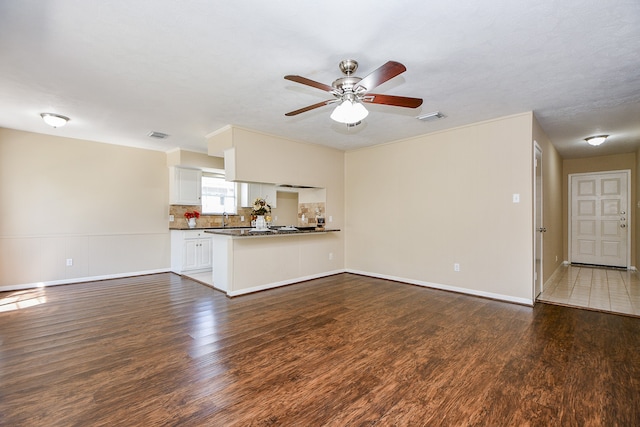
[{"left": 621, "top": 224, "right": 627, "bottom": 228}]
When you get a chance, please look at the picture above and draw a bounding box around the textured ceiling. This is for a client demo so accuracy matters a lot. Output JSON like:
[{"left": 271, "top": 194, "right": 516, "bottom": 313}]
[{"left": 0, "top": 0, "right": 639, "bottom": 158}]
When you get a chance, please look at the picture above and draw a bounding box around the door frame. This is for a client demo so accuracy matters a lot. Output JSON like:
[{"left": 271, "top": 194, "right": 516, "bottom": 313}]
[
  {"left": 533, "top": 142, "right": 543, "bottom": 300},
  {"left": 568, "top": 169, "right": 631, "bottom": 268}
]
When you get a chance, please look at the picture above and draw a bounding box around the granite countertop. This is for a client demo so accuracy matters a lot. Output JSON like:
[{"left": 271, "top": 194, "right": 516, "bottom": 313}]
[
  {"left": 170, "top": 226, "right": 252, "bottom": 231},
  {"left": 204, "top": 227, "right": 340, "bottom": 237}
]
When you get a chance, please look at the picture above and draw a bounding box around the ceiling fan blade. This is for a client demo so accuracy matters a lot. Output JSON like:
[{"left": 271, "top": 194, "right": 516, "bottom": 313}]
[
  {"left": 285, "top": 100, "right": 335, "bottom": 116},
  {"left": 355, "top": 61, "right": 407, "bottom": 92},
  {"left": 362, "top": 93, "right": 423, "bottom": 108},
  {"left": 284, "top": 75, "right": 334, "bottom": 92}
]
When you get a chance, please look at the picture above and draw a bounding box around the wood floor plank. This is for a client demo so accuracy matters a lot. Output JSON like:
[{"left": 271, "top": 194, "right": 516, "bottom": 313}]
[{"left": 1, "top": 272, "right": 639, "bottom": 426}]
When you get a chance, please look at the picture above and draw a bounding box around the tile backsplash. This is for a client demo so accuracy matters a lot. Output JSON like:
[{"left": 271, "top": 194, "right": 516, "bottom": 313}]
[
  {"left": 169, "top": 205, "right": 252, "bottom": 229},
  {"left": 169, "top": 201, "right": 327, "bottom": 229},
  {"left": 298, "top": 202, "right": 325, "bottom": 226}
]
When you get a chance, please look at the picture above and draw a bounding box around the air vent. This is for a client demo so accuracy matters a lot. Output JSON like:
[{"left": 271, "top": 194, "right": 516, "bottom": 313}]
[
  {"left": 417, "top": 111, "right": 446, "bottom": 121},
  {"left": 147, "top": 131, "right": 169, "bottom": 139}
]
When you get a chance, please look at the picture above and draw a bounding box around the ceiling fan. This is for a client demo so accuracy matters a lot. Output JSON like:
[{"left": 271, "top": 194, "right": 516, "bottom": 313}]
[{"left": 284, "top": 59, "right": 423, "bottom": 125}]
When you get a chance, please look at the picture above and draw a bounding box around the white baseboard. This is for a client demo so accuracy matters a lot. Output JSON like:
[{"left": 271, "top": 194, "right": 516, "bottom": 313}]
[
  {"left": 0, "top": 268, "right": 171, "bottom": 292},
  {"left": 345, "top": 269, "right": 534, "bottom": 306},
  {"left": 227, "top": 269, "right": 346, "bottom": 297}
]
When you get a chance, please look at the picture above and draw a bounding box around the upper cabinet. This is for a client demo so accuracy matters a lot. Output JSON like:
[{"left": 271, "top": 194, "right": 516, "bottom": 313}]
[
  {"left": 169, "top": 167, "right": 202, "bottom": 205},
  {"left": 239, "top": 183, "right": 277, "bottom": 208}
]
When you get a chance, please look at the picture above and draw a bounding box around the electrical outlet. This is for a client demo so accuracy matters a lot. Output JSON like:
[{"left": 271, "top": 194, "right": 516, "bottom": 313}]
[
  {"left": 329, "top": 215, "right": 333, "bottom": 222},
  {"left": 66, "top": 258, "right": 73, "bottom": 266},
  {"left": 512, "top": 193, "right": 520, "bottom": 203},
  {"left": 169, "top": 214, "right": 175, "bottom": 222},
  {"left": 240, "top": 215, "right": 244, "bottom": 221},
  {"left": 329, "top": 252, "right": 334, "bottom": 260},
  {"left": 454, "top": 263, "right": 460, "bottom": 272},
  {"left": 274, "top": 215, "right": 278, "bottom": 221}
]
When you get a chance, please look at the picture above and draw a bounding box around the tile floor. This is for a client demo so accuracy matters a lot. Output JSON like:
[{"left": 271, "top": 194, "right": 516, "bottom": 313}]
[
  {"left": 537, "top": 264, "right": 640, "bottom": 317},
  {"left": 183, "top": 271, "right": 216, "bottom": 288}
]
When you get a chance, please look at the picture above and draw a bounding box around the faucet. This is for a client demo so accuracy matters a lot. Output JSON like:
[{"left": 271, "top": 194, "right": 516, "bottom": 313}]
[{"left": 222, "top": 212, "right": 229, "bottom": 227}]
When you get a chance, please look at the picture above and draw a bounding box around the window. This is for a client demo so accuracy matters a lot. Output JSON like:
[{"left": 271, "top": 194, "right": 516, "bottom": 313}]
[{"left": 201, "top": 173, "right": 237, "bottom": 214}]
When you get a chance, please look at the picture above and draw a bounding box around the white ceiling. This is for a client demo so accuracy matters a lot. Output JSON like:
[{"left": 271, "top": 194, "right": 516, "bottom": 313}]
[{"left": 1, "top": 1, "right": 639, "bottom": 158}]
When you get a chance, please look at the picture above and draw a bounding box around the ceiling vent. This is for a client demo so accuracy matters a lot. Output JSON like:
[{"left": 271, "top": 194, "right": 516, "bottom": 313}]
[
  {"left": 417, "top": 111, "right": 446, "bottom": 121},
  {"left": 147, "top": 131, "right": 169, "bottom": 139}
]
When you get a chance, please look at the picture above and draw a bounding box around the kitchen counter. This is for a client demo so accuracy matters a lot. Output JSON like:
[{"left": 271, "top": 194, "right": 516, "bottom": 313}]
[
  {"left": 205, "top": 227, "right": 340, "bottom": 238},
  {"left": 170, "top": 226, "right": 250, "bottom": 231},
  {"left": 208, "top": 226, "right": 341, "bottom": 296}
]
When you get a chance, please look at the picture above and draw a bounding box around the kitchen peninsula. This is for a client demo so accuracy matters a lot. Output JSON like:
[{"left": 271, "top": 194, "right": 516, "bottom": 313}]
[{"left": 207, "top": 227, "right": 341, "bottom": 296}]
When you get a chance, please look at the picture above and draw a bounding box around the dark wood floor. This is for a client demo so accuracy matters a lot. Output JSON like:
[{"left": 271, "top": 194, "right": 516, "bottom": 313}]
[{"left": 1, "top": 273, "right": 639, "bottom": 426}]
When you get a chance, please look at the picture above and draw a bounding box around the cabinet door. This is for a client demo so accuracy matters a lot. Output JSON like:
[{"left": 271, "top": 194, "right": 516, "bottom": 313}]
[
  {"left": 182, "top": 239, "right": 199, "bottom": 270},
  {"left": 247, "top": 183, "right": 277, "bottom": 208},
  {"left": 262, "top": 184, "right": 277, "bottom": 208},
  {"left": 170, "top": 167, "right": 202, "bottom": 205},
  {"left": 198, "top": 238, "right": 213, "bottom": 269}
]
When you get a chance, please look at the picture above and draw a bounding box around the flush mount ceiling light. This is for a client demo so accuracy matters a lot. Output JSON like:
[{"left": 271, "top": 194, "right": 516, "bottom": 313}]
[
  {"left": 40, "top": 113, "right": 70, "bottom": 128},
  {"left": 585, "top": 135, "right": 609, "bottom": 146}
]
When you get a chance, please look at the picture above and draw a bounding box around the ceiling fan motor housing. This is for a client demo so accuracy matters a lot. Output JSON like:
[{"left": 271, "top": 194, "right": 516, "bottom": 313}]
[{"left": 338, "top": 59, "right": 358, "bottom": 75}]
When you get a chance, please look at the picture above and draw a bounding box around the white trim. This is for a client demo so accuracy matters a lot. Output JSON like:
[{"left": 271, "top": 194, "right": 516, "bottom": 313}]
[
  {"left": 226, "top": 269, "right": 346, "bottom": 297},
  {"left": 0, "top": 268, "right": 171, "bottom": 292},
  {"left": 533, "top": 142, "right": 543, "bottom": 300},
  {"left": 345, "top": 269, "right": 534, "bottom": 306}
]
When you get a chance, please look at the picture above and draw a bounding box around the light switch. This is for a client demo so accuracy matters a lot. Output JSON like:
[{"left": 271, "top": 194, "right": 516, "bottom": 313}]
[{"left": 512, "top": 194, "right": 520, "bottom": 203}]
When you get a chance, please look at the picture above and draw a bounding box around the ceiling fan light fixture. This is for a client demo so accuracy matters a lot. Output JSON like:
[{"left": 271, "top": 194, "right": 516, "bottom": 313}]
[
  {"left": 585, "top": 135, "right": 608, "bottom": 146},
  {"left": 40, "top": 113, "right": 70, "bottom": 128},
  {"left": 330, "top": 100, "right": 369, "bottom": 124}
]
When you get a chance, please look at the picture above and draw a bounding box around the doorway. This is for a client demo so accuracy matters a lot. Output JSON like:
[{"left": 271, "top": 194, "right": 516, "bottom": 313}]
[
  {"left": 569, "top": 170, "right": 630, "bottom": 268},
  {"left": 534, "top": 144, "right": 543, "bottom": 299}
]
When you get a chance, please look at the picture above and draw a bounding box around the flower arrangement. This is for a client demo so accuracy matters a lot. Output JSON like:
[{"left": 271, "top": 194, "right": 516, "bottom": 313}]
[
  {"left": 251, "top": 198, "right": 271, "bottom": 216},
  {"left": 184, "top": 211, "right": 200, "bottom": 219}
]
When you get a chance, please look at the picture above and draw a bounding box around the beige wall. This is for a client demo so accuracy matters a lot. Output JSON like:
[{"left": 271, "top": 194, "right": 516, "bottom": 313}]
[
  {"left": 273, "top": 191, "right": 298, "bottom": 226},
  {"left": 345, "top": 113, "right": 535, "bottom": 303},
  {"left": 533, "top": 115, "right": 564, "bottom": 282},
  {"left": 0, "top": 128, "right": 170, "bottom": 289},
  {"left": 562, "top": 153, "right": 636, "bottom": 266},
  {"left": 167, "top": 148, "right": 224, "bottom": 170}
]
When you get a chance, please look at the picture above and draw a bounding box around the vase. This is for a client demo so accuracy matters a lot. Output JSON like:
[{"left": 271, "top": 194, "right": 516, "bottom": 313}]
[
  {"left": 255, "top": 215, "right": 267, "bottom": 230},
  {"left": 187, "top": 217, "right": 196, "bottom": 228}
]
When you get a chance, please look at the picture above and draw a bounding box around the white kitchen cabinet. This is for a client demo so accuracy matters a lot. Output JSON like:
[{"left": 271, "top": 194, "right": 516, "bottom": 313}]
[
  {"left": 169, "top": 167, "right": 202, "bottom": 205},
  {"left": 170, "top": 230, "right": 212, "bottom": 273},
  {"left": 240, "top": 183, "right": 277, "bottom": 208}
]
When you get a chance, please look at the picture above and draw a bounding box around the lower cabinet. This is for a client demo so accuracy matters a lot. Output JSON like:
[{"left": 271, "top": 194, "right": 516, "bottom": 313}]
[{"left": 171, "top": 230, "right": 213, "bottom": 274}]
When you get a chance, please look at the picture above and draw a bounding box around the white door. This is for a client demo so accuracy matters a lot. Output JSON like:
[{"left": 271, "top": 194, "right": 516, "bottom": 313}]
[
  {"left": 570, "top": 171, "right": 629, "bottom": 268},
  {"left": 534, "top": 145, "right": 543, "bottom": 298}
]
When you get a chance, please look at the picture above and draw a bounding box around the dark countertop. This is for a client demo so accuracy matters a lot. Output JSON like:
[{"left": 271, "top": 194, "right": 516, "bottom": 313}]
[
  {"left": 204, "top": 227, "right": 340, "bottom": 237},
  {"left": 170, "top": 226, "right": 252, "bottom": 231}
]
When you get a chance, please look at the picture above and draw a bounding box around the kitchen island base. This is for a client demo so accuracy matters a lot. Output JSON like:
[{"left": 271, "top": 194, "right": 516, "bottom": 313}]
[{"left": 210, "top": 230, "right": 341, "bottom": 296}]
